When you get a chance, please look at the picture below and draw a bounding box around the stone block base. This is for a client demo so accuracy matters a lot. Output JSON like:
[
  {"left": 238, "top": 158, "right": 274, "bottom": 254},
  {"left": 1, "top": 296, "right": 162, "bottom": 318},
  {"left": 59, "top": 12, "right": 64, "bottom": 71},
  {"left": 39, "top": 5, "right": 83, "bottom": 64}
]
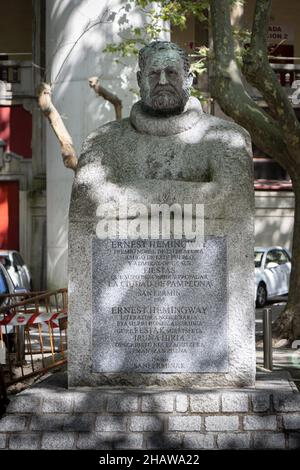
[{"left": 0, "top": 372, "right": 299, "bottom": 450}]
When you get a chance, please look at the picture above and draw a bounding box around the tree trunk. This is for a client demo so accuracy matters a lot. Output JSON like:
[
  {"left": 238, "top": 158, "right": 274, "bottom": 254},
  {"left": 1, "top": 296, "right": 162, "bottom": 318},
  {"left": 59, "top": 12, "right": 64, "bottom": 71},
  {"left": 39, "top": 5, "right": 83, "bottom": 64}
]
[
  {"left": 273, "top": 179, "right": 300, "bottom": 340},
  {"left": 209, "top": 0, "right": 300, "bottom": 342}
]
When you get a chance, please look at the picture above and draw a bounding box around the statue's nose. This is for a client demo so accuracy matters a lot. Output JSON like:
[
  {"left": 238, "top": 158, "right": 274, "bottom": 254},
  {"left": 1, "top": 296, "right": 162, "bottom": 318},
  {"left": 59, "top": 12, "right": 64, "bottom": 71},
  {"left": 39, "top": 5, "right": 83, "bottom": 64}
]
[{"left": 158, "top": 70, "right": 168, "bottom": 85}]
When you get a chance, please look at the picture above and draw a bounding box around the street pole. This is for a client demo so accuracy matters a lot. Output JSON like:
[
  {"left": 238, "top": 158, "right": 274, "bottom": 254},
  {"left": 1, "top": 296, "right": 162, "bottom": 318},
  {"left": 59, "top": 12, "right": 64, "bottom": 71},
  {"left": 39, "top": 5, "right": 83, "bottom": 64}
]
[{"left": 263, "top": 307, "right": 273, "bottom": 370}]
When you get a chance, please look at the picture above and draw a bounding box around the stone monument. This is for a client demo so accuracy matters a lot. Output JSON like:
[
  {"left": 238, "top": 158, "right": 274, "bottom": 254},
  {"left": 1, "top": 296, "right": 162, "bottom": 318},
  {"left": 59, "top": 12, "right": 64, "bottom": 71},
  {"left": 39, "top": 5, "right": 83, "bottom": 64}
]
[{"left": 68, "top": 41, "right": 255, "bottom": 388}]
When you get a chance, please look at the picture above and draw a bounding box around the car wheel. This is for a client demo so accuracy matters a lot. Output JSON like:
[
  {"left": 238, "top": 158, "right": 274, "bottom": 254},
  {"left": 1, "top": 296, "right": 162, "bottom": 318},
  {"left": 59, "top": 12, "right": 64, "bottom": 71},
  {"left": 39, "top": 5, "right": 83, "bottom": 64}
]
[{"left": 256, "top": 283, "right": 267, "bottom": 308}]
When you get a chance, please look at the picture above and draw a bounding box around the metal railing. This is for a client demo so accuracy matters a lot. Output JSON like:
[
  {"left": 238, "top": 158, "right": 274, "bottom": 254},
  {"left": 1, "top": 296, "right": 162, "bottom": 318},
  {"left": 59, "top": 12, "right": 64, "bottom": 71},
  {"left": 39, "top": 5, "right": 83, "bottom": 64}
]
[{"left": 0, "top": 289, "right": 68, "bottom": 387}]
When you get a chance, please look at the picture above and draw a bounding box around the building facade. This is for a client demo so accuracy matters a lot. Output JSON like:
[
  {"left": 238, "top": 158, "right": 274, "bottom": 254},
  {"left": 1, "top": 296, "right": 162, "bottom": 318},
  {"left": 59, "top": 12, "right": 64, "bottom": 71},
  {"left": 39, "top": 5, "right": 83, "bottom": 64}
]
[{"left": 0, "top": 0, "right": 46, "bottom": 289}]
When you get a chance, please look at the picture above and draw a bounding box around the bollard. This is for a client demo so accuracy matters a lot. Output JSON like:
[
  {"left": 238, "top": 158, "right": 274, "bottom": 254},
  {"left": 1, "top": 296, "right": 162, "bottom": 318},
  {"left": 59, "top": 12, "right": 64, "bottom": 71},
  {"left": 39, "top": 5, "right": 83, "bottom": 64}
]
[{"left": 263, "top": 307, "right": 273, "bottom": 370}]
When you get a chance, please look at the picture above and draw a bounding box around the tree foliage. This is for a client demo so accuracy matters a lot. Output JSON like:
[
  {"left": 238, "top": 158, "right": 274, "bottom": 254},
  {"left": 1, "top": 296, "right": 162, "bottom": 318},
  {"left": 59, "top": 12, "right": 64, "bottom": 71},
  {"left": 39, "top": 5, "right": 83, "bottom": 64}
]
[{"left": 104, "top": 0, "right": 209, "bottom": 57}]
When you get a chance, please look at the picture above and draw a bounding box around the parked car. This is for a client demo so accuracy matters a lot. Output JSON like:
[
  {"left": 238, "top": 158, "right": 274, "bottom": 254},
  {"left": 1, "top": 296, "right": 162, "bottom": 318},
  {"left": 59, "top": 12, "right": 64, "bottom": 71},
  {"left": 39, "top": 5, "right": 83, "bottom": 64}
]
[
  {"left": 255, "top": 246, "right": 291, "bottom": 308},
  {"left": 0, "top": 261, "right": 27, "bottom": 315},
  {"left": 0, "top": 262, "right": 18, "bottom": 299},
  {"left": 0, "top": 262, "right": 18, "bottom": 340},
  {"left": 0, "top": 250, "right": 32, "bottom": 291}
]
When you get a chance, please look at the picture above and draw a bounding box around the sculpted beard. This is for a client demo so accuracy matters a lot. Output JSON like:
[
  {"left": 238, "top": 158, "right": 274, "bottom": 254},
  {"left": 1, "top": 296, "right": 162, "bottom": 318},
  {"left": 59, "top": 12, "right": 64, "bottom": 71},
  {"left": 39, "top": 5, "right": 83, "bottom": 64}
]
[{"left": 140, "top": 80, "right": 190, "bottom": 116}]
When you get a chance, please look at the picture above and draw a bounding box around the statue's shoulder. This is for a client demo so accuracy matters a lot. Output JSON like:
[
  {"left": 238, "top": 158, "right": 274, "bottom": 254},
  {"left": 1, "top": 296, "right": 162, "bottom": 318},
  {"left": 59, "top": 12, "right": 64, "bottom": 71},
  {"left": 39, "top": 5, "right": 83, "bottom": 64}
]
[
  {"left": 196, "top": 113, "right": 252, "bottom": 158},
  {"left": 198, "top": 113, "right": 251, "bottom": 142},
  {"left": 79, "top": 118, "right": 131, "bottom": 163}
]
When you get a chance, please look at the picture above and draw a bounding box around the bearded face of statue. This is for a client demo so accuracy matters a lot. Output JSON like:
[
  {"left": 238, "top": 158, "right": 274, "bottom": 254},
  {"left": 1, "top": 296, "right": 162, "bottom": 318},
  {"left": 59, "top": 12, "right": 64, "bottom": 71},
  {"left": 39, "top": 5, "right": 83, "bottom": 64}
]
[{"left": 137, "top": 49, "right": 193, "bottom": 116}]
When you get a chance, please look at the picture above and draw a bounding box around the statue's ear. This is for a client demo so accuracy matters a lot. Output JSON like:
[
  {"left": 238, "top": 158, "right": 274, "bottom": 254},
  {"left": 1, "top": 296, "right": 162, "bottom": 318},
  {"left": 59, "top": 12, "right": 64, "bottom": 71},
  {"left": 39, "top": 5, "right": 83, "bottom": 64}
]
[
  {"left": 137, "top": 71, "right": 142, "bottom": 87},
  {"left": 188, "top": 71, "right": 193, "bottom": 88}
]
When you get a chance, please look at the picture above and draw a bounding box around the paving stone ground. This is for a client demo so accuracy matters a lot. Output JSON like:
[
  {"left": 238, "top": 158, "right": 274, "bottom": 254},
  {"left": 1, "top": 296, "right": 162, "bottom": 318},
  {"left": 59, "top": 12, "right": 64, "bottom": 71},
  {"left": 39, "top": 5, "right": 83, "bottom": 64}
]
[{"left": 0, "top": 370, "right": 299, "bottom": 450}]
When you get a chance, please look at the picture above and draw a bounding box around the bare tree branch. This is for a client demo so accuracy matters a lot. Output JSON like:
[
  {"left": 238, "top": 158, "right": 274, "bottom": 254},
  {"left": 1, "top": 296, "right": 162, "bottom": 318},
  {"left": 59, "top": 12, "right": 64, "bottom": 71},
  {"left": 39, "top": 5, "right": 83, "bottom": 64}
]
[
  {"left": 49, "top": 8, "right": 116, "bottom": 84},
  {"left": 89, "top": 77, "right": 122, "bottom": 120},
  {"left": 37, "top": 83, "right": 78, "bottom": 171}
]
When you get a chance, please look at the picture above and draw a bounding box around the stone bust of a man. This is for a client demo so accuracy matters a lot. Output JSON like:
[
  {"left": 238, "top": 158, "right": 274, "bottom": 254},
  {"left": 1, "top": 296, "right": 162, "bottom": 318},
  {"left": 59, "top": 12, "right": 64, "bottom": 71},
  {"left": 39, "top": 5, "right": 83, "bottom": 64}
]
[
  {"left": 69, "top": 41, "right": 255, "bottom": 388},
  {"left": 72, "top": 40, "right": 253, "bottom": 218},
  {"left": 137, "top": 41, "right": 193, "bottom": 116}
]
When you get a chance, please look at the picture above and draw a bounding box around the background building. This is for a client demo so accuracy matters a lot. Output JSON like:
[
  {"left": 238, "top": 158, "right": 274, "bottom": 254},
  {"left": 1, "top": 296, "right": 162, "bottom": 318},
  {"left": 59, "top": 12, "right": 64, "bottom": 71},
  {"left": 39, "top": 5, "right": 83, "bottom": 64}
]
[
  {"left": 0, "top": 0, "right": 297, "bottom": 289},
  {"left": 0, "top": 0, "right": 46, "bottom": 290}
]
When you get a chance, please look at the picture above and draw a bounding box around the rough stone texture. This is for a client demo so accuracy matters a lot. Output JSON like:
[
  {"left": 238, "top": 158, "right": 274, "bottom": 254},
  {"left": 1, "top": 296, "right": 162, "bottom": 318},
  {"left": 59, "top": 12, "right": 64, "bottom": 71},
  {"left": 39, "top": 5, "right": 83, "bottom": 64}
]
[
  {"left": 0, "top": 371, "right": 299, "bottom": 450},
  {"left": 169, "top": 416, "right": 201, "bottom": 432},
  {"left": 68, "top": 91, "right": 255, "bottom": 388},
  {"left": 0, "top": 434, "right": 7, "bottom": 449},
  {"left": 73, "top": 392, "right": 107, "bottom": 412},
  {"left": 147, "top": 433, "right": 182, "bottom": 450},
  {"left": 142, "top": 394, "right": 174, "bottom": 413},
  {"left": 130, "top": 416, "right": 164, "bottom": 432},
  {"left": 205, "top": 416, "right": 239, "bottom": 432},
  {"left": 7, "top": 396, "right": 41, "bottom": 414},
  {"left": 273, "top": 393, "right": 300, "bottom": 412},
  {"left": 30, "top": 414, "right": 66, "bottom": 431},
  {"left": 251, "top": 394, "right": 271, "bottom": 412},
  {"left": 95, "top": 416, "right": 127, "bottom": 432},
  {"left": 9, "top": 433, "right": 41, "bottom": 450},
  {"left": 0, "top": 416, "right": 27, "bottom": 432},
  {"left": 41, "top": 432, "right": 76, "bottom": 450},
  {"left": 41, "top": 393, "right": 73, "bottom": 413},
  {"left": 253, "top": 432, "right": 286, "bottom": 449},
  {"left": 244, "top": 415, "right": 277, "bottom": 431},
  {"left": 113, "top": 434, "right": 144, "bottom": 450},
  {"left": 176, "top": 395, "right": 189, "bottom": 413},
  {"left": 282, "top": 414, "right": 300, "bottom": 430},
  {"left": 107, "top": 395, "right": 139, "bottom": 413},
  {"left": 222, "top": 392, "right": 249, "bottom": 412},
  {"left": 183, "top": 433, "right": 215, "bottom": 449},
  {"left": 217, "top": 432, "right": 251, "bottom": 449},
  {"left": 190, "top": 393, "right": 220, "bottom": 413},
  {"left": 288, "top": 433, "right": 300, "bottom": 449},
  {"left": 76, "top": 432, "right": 114, "bottom": 450},
  {"left": 63, "top": 414, "right": 95, "bottom": 432}
]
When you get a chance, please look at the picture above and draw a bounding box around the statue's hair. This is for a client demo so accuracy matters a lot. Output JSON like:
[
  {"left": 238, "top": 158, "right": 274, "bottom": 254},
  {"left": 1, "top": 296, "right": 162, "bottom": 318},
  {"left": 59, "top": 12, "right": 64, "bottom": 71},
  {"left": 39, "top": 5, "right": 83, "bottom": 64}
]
[{"left": 138, "top": 41, "right": 190, "bottom": 74}]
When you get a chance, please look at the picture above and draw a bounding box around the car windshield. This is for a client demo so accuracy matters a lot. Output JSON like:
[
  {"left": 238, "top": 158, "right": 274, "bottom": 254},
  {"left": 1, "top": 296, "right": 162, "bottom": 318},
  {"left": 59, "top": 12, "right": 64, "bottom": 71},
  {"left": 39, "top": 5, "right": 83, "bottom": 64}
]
[{"left": 255, "top": 251, "right": 264, "bottom": 268}]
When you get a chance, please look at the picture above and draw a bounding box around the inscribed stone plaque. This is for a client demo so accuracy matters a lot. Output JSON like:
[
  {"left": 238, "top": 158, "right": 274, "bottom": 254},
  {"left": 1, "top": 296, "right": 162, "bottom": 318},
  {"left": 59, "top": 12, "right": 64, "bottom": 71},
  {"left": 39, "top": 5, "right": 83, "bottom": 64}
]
[{"left": 92, "top": 237, "right": 228, "bottom": 373}]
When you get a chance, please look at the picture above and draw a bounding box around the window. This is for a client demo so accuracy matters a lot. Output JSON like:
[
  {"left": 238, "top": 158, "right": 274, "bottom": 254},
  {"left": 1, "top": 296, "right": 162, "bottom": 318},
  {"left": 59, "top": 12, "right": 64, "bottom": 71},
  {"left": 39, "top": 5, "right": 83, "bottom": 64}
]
[
  {"left": 16, "top": 253, "right": 25, "bottom": 267},
  {"left": 13, "top": 252, "right": 24, "bottom": 267},
  {"left": 266, "top": 249, "right": 289, "bottom": 266},
  {"left": 255, "top": 251, "right": 264, "bottom": 268}
]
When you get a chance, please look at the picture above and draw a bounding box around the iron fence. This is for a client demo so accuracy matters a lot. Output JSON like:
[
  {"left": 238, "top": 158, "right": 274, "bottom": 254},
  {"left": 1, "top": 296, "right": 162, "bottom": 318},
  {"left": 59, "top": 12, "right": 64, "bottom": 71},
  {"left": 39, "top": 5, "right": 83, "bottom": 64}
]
[{"left": 0, "top": 289, "right": 68, "bottom": 387}]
